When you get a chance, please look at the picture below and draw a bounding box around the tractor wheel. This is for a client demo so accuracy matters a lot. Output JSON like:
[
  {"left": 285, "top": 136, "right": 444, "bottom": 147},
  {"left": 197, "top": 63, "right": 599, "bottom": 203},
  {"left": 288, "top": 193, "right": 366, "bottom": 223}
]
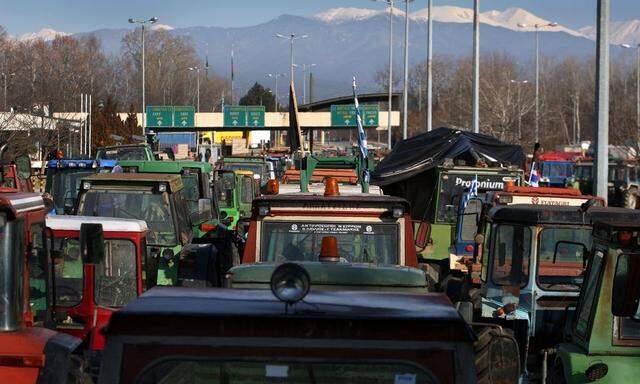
[
  {"left": 623, "top": 188, "right": 637, "bottom": 209},
  {"left": 474, "top": 326, "right": 520, "bottom": 384}
]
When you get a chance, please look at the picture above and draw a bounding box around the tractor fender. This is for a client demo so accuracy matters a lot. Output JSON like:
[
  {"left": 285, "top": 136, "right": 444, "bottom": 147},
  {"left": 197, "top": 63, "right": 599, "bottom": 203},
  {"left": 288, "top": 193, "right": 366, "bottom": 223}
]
[{"left": 36, "top": 332, "right": 83, "bottom": 384}]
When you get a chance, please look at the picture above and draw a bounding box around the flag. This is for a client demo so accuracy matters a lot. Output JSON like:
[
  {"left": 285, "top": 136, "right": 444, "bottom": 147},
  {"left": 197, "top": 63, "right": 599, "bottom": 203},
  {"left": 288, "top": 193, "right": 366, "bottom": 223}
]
[
  {"left": 204, "top": 43, "right": 209, "bottom": 79},
  {"left": 462, "top": 175, "right": 479, "bottom": 209},
  {"left": 529, "top": 162, "right": 540, "bottom": 187},
  {"left": 230, "top": 47, "right": 234, "bottom": 81},
  {"left": 288, "top": 81, "right": 303, "bottom": 153},
  {"left": 352, "top": 77, "right": 370, "bottom": 185}
]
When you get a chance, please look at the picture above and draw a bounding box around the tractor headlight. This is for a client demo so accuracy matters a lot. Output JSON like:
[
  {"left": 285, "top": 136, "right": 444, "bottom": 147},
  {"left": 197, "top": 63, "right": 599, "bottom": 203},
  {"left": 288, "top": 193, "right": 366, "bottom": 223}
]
[{"left": 270, "top": 263, "right": 311, "bottom": 305}]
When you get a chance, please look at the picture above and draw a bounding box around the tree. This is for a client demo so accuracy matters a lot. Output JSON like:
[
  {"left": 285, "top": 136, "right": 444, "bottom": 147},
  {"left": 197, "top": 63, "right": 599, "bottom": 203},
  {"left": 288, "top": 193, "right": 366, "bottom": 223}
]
[{"left": 239, "top": 82, "right": 275, "bottom": 110}]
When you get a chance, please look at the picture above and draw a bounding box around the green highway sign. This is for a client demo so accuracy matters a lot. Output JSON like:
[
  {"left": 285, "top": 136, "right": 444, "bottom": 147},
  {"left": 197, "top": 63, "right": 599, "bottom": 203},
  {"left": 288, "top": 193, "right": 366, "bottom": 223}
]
[
  {"left": 224, "top": 106, "right": 247, "bottom": 127},
  {"left": 331, "top": 105, "right": 357, "bottom": 127},
  {"left": 331, "top": 104, "right": 380, "bottom": 127},
  {"left": 173, "top": 106, "right": 195, "bottom": 127},
  {"left": 246, "top": 106, "right": 265, "bottom": 127},
  {"left": 361, "top": 105, "right": 379, "bottom": 127},
  {"left": 146, "top": 106, "right": 173, "bottom": 128}
]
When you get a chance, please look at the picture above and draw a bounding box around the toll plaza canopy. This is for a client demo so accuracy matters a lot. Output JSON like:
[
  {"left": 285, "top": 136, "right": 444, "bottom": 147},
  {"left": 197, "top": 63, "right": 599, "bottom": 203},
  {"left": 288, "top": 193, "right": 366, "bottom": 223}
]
[
  {"left": 371, "top": 127, "right": 524, "bottom": 219},
  {"left": 371, "top": 127, "right": 524, "bottom": 186}
]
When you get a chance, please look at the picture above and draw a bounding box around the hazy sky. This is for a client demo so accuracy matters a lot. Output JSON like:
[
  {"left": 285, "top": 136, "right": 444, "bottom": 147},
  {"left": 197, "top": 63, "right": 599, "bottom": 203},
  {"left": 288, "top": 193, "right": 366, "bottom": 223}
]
[{"left": 2, "top": 0, "right": 639, "bottom": 35}]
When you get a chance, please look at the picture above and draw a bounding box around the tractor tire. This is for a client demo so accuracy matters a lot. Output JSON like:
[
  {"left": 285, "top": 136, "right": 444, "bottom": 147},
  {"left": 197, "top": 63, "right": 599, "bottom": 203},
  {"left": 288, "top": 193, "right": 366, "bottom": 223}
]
[
  {"left": 474, "top": 326, "right": 520, "bottom": 384},
  {"left": 623, "top": 188, "right": 637, "bottom": 209}
]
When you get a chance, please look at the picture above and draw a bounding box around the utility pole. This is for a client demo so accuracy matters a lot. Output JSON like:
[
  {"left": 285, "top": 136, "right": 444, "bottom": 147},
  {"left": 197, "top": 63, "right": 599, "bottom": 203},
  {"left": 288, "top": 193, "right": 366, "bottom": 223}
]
[
  {"left": 472, "top": 0, "right": 480, "bottom": 133},
  {"left": 267, "top": 73, "right": 284, "bottom": 111},
  {"left": 129, "top": 17, "right": 158, "bottom": 135},
  {"left": 188, "top": 67, "right": 201, "bottom": 112},
  {"left": 595, "top": 0, "right": 610, "bottom": 203},
  {"left": 426, "top": 0, "right": 433, "bottom": 131},
  {"left": 402, "top": 0, "right": 412, "bottom": 139},
  {"left": 275, "top": 33, "right": 309, "bottom": 102}
]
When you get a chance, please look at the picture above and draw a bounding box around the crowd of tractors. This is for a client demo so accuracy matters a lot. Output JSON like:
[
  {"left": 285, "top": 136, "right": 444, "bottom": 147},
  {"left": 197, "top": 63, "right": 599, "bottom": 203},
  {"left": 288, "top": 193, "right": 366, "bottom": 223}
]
[{"left": 1, "top": 130, "right": 639, "bottom": 384}]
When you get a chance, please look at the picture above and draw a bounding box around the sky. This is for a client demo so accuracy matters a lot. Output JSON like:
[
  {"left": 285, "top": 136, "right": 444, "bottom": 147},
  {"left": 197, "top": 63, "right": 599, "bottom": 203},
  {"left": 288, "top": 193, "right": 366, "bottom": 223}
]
[{"left": 2, "top": 0, "right": 639, "bottom": 36}]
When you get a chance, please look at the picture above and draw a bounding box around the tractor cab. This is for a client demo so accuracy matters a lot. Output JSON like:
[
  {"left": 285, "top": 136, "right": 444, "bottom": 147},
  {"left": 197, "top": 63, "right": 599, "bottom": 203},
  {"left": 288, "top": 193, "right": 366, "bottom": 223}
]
[
  {"left": 118, "top": 160, "right": 218, "bottom": 228},
  {"left": 46, "top": 216, "right": 149, "bottom": 356},
  {"left": 453, "top": 185, "right": 603, "bottom": 274},
  {"left": 572, "top": 159, "right": 640, "bottom": 209},
  {"left": 242, "top": 179, "right": 417, "bottom": 267},
  {"left": 464, "top": 205, "right": 640, "bottom": 377},
  {"left": 537, "top": 152, "right": 579, "bottom": 187},
  {"left": 95, "top": 143, "right": 154, "bottom": 171},
  {"left": 44, "top": 156, "right": 98, "bottom": 215},
  {"left": 0, "top": 192, "right": 83, "bottom": 384},
  {"left": 549, "top": 220, "right": 640, "bottom": 383},
  {"left": 219, "top": 156, "right": 273, "bottom": 190},
  {"left": 99, "top": 266, "right": 478, "bottom": 384},
  {"left": 213, "top": 169, "right": 258, "bottom": 231},
  {"left": 76, "top": 173, "right": 227, "bottom": 288},
  {"left": 0, "top": 142, "right": 34, "bottom": 193}
]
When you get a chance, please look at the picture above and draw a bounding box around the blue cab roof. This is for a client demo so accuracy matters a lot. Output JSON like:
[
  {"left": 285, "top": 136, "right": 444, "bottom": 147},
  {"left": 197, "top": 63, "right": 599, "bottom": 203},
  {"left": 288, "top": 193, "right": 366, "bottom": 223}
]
[{"left": 46, "top": 159, "right": 96, "bottom": 169}]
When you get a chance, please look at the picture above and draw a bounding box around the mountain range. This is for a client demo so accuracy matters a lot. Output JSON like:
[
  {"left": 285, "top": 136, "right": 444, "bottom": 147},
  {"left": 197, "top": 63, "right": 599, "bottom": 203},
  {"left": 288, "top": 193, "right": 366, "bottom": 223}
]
[{"left": 11, "top": 6, "right": 640, "bottom": 99}]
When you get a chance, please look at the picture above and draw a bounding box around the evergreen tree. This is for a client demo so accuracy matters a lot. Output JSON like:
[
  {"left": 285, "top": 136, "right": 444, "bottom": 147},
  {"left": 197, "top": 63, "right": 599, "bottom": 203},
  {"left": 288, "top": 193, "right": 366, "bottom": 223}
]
[{"left": 239, "top": 82, "right": 275, "bottom": 111}]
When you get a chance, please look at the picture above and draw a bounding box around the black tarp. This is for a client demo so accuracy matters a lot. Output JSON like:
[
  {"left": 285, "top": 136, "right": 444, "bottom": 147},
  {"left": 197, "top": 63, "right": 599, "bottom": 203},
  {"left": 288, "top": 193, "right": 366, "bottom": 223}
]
[{"left": 371, "top": 128, "right": 524, "bottom": 220}]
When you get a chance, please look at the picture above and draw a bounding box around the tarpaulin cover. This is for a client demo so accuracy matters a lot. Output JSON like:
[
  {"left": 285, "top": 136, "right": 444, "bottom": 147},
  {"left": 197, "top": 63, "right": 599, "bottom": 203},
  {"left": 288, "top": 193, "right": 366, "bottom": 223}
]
[{"left": 371, "top": 127, "right": 524, "bottom": 186}]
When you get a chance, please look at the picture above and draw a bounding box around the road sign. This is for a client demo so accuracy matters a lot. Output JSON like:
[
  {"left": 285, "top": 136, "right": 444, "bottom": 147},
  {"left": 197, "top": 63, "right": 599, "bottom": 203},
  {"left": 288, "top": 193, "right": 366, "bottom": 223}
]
[
  {"left": 224, "top": 106, "right": 247, "bottom": 127},
  {"left": 331, "top": 105, "right": 357, "bottom": 127},
  {"left": 331, "top": 104, "right": 380, "bottom": 127},
  {"left": 361, "top": 105, "right": 379, "bottom": 127},
  {"left": 246, "top": 106, "right": 265, "bottom": 127},
  {"left": 174, "top": 106, "right": 195, "bottom": 127},
  {"left": 146, "top": 106, "right": 173, "bottom": 128}
]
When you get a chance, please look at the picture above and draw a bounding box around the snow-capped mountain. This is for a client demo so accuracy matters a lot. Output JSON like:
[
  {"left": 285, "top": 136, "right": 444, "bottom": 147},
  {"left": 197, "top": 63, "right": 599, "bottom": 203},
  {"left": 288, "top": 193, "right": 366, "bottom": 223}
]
[
  {"left": 580, "top": 20, "right": 640, "bottom": 45},
  {"left": 19, "top": 28, "right": 69, "bottom": 41},
  {"left": 316, "top": 6, "right": 583, "bottom": 37},
  {"left": 150, "top": 23, "right": 175, "bottom": 31}
]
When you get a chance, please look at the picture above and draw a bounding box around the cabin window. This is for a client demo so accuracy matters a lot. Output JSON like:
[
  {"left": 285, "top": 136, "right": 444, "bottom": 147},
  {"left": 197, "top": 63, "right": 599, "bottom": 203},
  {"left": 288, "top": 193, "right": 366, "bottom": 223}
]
[
  {"left": 134, "top": 359, "right": 438, "bottom": 384},
  {"left": 95, "top": 240, "right": 137, "bottom": 308},
  {"left": 53, "top": 238, "right": 83, "bottom": 307},
  {"left": 614, "top": 253, "right": 640, "bottom": 342},
  {"left": 536, "top": 227, "right": 591, "bottom": 291},
  {"left": 241, "top": 176, "right": 254, "bottom": 204},
  {"left": 29, "top": 223, "right": 48, "bottom": 323},
  {"left": 459, "top": 198, "right": 482, "bottom": 242},
  {"left": 490, "top": 224, "right": 531, "bottom": 288},
  {"left": 575, "top": 250, "right": 605, "bottom": 338}
]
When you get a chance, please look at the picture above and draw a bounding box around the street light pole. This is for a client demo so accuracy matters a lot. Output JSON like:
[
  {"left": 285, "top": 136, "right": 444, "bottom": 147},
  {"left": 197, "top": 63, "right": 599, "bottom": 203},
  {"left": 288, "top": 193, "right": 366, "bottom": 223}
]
[
  {"left": 510, "top": 80, "right": 529, "bottom": 141},
  {"left": 402, "top": 0, "right": 413, "bottom": 139},
  {"left": 188, "top": 67, "right": 200, "bottom": 112},
  {"left": 595, "top": 0, "right": 610, "bottom": 203},
  {"left": 267, "top": 73, "right": 284, "bottom": 111},
  {"left": 472, "top": 0, "right": 480, "bottom": 134},
  {"left": 275, "top": 33, "right": 309, "bottom": 92},
  {"left": 518, "top": 21, "right": 558, "bottom": 143},
  {"left": 129, "top": 16, "right": 158, "bottom": 134},
  {"left": 372, "top": 0, "right": 395, "bottom": 148},
  {"left": 426, "top": 0, "right": 433, "bottom": 132}
]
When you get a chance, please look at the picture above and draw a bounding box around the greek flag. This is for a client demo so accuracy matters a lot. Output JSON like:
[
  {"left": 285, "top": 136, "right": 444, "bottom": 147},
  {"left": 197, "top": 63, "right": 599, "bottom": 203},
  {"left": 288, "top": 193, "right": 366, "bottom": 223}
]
[
  {"left": 352, "top": 77, "right": 370, "bottom": 184},
  {"left": 529, "top": 162, "right": 539, "bottom": 187},
  {"left": 462, "top": 175, "right": 479, "bottom": 209}
]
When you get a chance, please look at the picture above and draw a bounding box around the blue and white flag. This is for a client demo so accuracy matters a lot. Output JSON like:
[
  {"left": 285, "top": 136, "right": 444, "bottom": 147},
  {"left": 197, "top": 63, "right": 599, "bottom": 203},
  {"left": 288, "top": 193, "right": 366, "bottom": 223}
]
[
  {"left": 529, "top": 162, "right": 539, "bottom": 187},
  {"left": 352, "top": 77, "right": 370, "bottom": 184},
  {"left": 462, "top": 174, "right": 479, "bottom": 209}
]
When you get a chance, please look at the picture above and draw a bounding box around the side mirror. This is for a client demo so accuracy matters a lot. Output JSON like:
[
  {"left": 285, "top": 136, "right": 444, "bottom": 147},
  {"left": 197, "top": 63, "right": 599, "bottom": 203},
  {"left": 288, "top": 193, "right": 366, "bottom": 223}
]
[
  {"left": 63, "top": 197, "right": 75, "bottom": 215},
  {"left": 612, "top": 253, "right": 640, "bottom": 317},
  {"left": 80, "top": 223, "right": 105, "bottom": 265},
  {"left": 15, "top": 155, "right": 32, "bottom": 180},
  {"left": 498, "top": 242, "right": 507, "bottom": 266},
  {"left": 414, "top": 221, "right": 431, "bottom": 250}
]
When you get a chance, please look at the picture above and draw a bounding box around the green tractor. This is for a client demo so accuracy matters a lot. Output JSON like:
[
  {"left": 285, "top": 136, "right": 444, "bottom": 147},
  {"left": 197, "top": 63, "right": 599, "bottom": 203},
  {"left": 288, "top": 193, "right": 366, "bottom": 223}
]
[
  {"left": 547, "top": 219, "right": 640, "bottom": 384},
  {"left": 213, "top": 169, "right": 258, "bottom": 232},
  {"left": 75, "top": 173, "right": 228, "bottom": 287},
  {"left": 219, "top": 156, "right": 274, "bottom": 190}
]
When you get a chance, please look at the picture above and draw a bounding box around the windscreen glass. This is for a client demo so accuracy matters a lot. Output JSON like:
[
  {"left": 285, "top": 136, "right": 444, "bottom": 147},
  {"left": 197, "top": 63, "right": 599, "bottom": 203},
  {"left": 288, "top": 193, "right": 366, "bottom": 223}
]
[
  {"left": 97, "top": 147, "right": 148, "bottom": 161},
  {"left": 53, "top": 238, "right": 83, "bottom": 307},
  {"left": 79, "top": 189, "right": 176, "bottom": 246},
  {"left": 215, "top": 172, "right": 235, "bottom": 209},
  {"left": 537, "top": 227, "right": 591, "bottom": 291},
  {"left": 181, "top": 174, "right": 200, "bottom": 214},
  {"left": 51, "top": 169, "right": 96, "bottom": 211},
  {"left": 260, "top": 221, "right": 399, "bottom": 264},
  {"left": 135, "top": 360, "right": 437, "bottom": 384},
  {"left": 95, "top": 240, "right": 137, "bottom": 307},
  {"left": 491, "top": 224, "right": 531, "bottom": 287}
]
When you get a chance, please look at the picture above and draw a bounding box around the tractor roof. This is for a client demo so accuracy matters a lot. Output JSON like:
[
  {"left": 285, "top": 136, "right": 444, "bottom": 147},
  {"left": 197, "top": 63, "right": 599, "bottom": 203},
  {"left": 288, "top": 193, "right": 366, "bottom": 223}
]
[
  {"left": 105, "top": 287, "right": 473, "bottom": 341},
  {"left": 117, "top": 160, "right": 212, "bottom": 173},
  {"left": 253, "top": 193, "right": 410, "bottom": 210},
  {"left": 0, "top": 192, "right": 46, "bottom": 217},
  {"left": 82, "top": 173, "right": 183, "bottom": 191},
  {"left": 488, "top": 204, "right": 640, "bottom": 226},
  {"left": 46, "top": 215, "right": 148, "bottom": 233}
]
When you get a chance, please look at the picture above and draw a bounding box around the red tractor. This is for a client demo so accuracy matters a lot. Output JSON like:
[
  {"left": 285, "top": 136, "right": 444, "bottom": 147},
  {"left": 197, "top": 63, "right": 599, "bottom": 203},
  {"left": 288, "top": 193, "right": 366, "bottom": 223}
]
[{"left": 0, "top": 192, "right": 84, "bottom": 383}]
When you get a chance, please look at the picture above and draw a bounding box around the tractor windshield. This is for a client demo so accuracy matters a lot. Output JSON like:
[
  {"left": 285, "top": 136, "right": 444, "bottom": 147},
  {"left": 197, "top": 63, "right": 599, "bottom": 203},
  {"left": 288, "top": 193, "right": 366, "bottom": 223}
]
[
  {"left": 181, "top": 174, "right": 200, "bottom": 214},
  {"left": 537, "top": 227, "right": 591, "bottom": 291},
  {"left": 490, "top": 224, "right": 532, "bottom": 287},
  {"left": 260, "top": 221, "right": 399, "bottom": 264},
  {"left": 79, "top": 189, "right": 177, "bottom": 246},
  {"left": 95, "top": 240, "right": 137, "bottom": 308},
  {"left": 135, "top": 359, "right": 437, "bottom": 384},
  {"left": 52, "top": 238, "right": 83, "bottom": 307},
  {"left": 96, "top": 147, "right": 149, "bottom": 161},
  {"left": 0, "top": 213, "right": 24, "bottom": 332},
  {"left": 541, "top": 163, "right": 572, "bottom": 178},
  {"left": 50, "top": 169, "right": 96, "bottom": 212},
  {"left": 215, "top": 172, "right": 236, "bottom": 209},
  {"left": 224, "top": 163, "right": 264, "bottom": 179}
]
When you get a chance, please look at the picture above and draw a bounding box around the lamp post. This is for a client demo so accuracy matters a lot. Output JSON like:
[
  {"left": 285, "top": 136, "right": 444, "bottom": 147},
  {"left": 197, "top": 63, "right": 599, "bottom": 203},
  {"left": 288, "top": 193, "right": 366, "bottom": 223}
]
[
  {"left": 510, "top": 79, "right": 529, "bottom": 141},
  {"left": 518, "top": 21, "right": 558, "bottom": 143},
  {"left": 267, "top": 73, "right": 285, "bottom": 111},
  {"left": 401, "top": 0, "right": 414, "bottom": 139},
  {"left": 293, "top": 63, "right": 316, "bottom": 104},
  {"left": 620, "top": 43, "right": 640, "bottom": 134},
  {"left": 472, "top": 0, "right": 480, "bottom": 134},
  {"left": 426, "top": 0, "right": 433, "bottom": 132},
  {"left": 187, "top": 67, "right": 200, "bottom": 112},
  {"left": 275, "top": 33, "right": 309, "bottom": 89},
  {"left": 128, "top": 16, "right": 158, "bottom": 134},
  {"left": 1, "top": 72, "right": 14, "bottom": 111},
  {"left": 371, "top": 0, "right": 395, "bottom": 148}
]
